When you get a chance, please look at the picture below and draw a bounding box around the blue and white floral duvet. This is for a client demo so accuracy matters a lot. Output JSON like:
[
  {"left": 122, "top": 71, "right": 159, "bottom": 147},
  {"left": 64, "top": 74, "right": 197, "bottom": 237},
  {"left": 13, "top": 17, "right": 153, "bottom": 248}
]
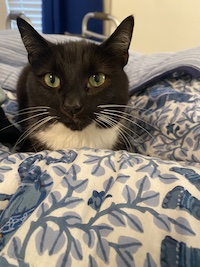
[{"left": 0, "top": 30, "right": 200, "bottom": 267}]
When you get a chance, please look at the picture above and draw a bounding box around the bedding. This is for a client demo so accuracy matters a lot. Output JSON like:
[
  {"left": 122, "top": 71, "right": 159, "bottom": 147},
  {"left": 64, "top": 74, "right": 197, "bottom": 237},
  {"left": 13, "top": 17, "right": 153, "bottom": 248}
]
[{"left": 0, "top": 29, "right": 200, "bottom": 267}]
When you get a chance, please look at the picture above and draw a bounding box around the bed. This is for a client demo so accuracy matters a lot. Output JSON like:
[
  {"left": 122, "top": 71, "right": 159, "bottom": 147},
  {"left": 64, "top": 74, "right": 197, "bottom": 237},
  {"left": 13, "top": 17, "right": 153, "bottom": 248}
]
[{"left": 0, "top": 29, "right": 200, "bottom": 267}]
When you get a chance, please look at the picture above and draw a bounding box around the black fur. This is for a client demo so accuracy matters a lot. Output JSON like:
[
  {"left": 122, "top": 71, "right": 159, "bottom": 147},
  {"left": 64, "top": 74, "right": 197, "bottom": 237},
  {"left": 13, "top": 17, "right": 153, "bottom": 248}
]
[{"left": 16, "top": 16, "right": 134, "bottom": 151}]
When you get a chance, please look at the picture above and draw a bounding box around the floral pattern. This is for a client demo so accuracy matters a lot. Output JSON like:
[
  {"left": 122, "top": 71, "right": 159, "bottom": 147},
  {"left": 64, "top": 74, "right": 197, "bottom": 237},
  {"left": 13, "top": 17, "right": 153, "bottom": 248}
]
[
  {"left": 127, "top": 73, "right": 200, "bottom": 164},
  {"left": 0, "top": 148, "right": 200, "bottom": 267}
]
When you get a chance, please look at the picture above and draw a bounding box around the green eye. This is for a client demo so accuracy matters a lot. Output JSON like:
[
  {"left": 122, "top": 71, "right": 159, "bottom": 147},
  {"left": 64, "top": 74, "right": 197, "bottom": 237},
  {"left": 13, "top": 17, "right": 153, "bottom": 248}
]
[
  {"left": 44, "top": 73, "right": 60, "bottom": 88},
  {"left": 89, "top": 73, "right": 106, "bottom": 87}
]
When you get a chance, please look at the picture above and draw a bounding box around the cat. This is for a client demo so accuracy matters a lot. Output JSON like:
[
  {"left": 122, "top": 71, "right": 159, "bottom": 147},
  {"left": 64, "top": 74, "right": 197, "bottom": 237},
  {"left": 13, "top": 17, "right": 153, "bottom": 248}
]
[{"left": 16, "top": 15, "right": 134, "bottom": 152}]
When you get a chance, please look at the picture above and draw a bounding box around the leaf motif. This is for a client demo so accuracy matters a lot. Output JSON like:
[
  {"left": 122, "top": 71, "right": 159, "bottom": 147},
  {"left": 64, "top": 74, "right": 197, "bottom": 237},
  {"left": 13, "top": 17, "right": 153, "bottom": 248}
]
[
  {"left": 63, "top": 211, "right": 82, "bottom": 225},
  {"left": 118, "top": 152, "right": 139, "bottom": 169},
  {"left": 96, "top": 237, "right": 110, "bottom": 262},
  {"left": 97, "top": 223, "right": 114, "bottom": 237},
  {"left": 53, "top": 166, "right": 67, "bottom": 176},
  {"left": 153, "top": 214, "right": 171, "bottom": 232},
  {"left": 185, "top": 137, "right": 193, "bottom": 147},
  {"left": 108, "top": 210, "right": 126, "bottom": 226},
  {"left": 103, "top": 177, "right": 114, "bottom": 192},
  {"left": 158, "top": 174, "right": 179, "bottom": 184},
  {"left": 88, "top": 255, "right": 98, "bottom": 267},
  {"left": 136, "top": 176, "right": 151, "bottom": 191},
  {"left": 83, "top": 155, "right": 101, "bottom": 164},
  {"left": 91, "top": 164, "right": 105, "bottom": 176},
  {"left": 36, "top": 203, "right": 49, "bottom": 218},
  {"left": 122, "top": 185, "right": 136, "bottom": 203},
  {"left": 73, "top": 179, "right": 89, "bottom": 193},
  {"left": 7, "top": 237, "right": 21, "bottom": 259},
  {"left": 137, "top": 160, "right": 160, "bottom": 178},
  {"left": 104, "top": 158, "right": 116, "bottom": 172},
  {"left": 116, "top": 174, "right": 130, "bottom": 183},
  {"left": 119, "top": 159, "right": 134, "bottom": 170},
  {"left": 61, "top": 175, "right": 88, "bottom": 192},
  {"left": 36, "top": 226, "right": 66, "bottom": 255},
  {"left": 2, "top": 157, "right": 16, "bottom": 165},
  {"left": 179, "top": 147, "right": 188, "bottom": 157},
  {"left": 0, "top": 166, "right": 12, "bottom": 172},
  {"left": 142, "top": 191, "right": 160, "bottom": 207},
  {"left": 191, "top": 154, "right": 199, "bottom": 162},
  {"left": 61, "top": 176, "right": 69, "bottom": 188},
  {"left": 49, "top": 191, "right": 62, "bottom": 204},
  {"left": 126, "top": 213, "right": 144, "bottom": 233},
  {"left": 111, "top": 236, "right": 142, "bottom": 267},
  {"left": 174, "top": 217, "right": 195, "bottom": 236},
  {"left": 68, "top": 164, "right": 81, "bottom": 176},
  {"left": 173, "top": 107, "right": 180, "bottom": 121},
  {"left": 118, "top": 236, "right": 142, "bottom": 252},
  {"left": 143, "top": 253, "right": 157, "bottom": 267},
  {"left": 83, "top": 230, "right": 95, "bottom": 248},
  {"left": 57, "top": 253, "right": 72, "bottom": 267},
  {"left": 59, "top": 150, "right": 77, "bottom": 163},
  {"left": 71, "top": 239, "right": 83, "bottom": 260},
  {"left": 64, "top": 197, "right": 83, "bottom": 209},
  {"left": 194, "top": 135, "right": 200, "bottom": 151}
]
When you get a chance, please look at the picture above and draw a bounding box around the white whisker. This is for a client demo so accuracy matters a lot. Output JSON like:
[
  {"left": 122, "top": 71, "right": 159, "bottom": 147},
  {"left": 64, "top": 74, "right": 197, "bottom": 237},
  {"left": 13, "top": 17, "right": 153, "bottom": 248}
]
[
  {"left": 99, "top": 110, "right": 154, "bottom": 139},
  {"left": 17, "top": 111, "right": 50, "bottom": 124},
  {"left": 98, "top": 104, "right": 149, "bottom": 112},
  {"left": 102, "top": 108, "right": 156, "bottom": 129},
  {"left": 95, "top": 113, "right": 141, "bottom": 150},
  {"left": 14, "top": 116, "right": 57, "bottom": 149},
  {"left": 17, "top": 108, "right": 49, "bottom": 116},
  {"left": 0, "top": 122, "right": 19, "bottom": 132},
  {"left": 0, "top": 111, "right": 50, "bottom": 133},
  {"left": 95, "top": 117, "right": 132, "bottom": 151},
  {"left": 9, "top": 106, "right": 50, "bottom": 116},
  {"left": 98, "top": 113, "right": 143, "bottom": 146},
  {"left": 95, "top": 112, "right": 141, "bottom": 140}
]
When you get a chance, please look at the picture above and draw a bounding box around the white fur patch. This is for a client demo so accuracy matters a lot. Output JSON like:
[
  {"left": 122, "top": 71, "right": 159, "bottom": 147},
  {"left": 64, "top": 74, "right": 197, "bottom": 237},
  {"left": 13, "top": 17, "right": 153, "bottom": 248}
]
[{"left": 33, "top": 122, "right": 120, "bottom": 150}]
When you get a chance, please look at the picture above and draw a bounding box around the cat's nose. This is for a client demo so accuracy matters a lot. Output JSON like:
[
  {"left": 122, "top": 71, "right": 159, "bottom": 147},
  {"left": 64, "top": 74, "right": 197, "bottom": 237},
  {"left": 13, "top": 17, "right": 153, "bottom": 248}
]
[
  {"left": 63, "top": 99, "right": 83, "bottom": 115},
  {"left": 70, "top": 104, "right": 83, "bottom": 114}
]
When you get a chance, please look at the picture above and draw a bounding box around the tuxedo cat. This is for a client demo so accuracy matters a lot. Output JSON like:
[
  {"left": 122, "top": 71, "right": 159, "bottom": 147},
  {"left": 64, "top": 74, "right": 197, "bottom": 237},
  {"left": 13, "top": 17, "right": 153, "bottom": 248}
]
[{"left": 16, "top": 16, "right": 134, "bottom": 151}]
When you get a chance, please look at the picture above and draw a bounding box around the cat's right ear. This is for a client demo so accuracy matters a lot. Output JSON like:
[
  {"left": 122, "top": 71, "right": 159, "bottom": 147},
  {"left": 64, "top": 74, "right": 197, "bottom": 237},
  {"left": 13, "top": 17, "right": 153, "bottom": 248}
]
[
  {"left": 17, "top": 17, "right": 51, "bottom": 66},
  {"left": 100, "top": 15, "right": 134, "bottom": 67}
]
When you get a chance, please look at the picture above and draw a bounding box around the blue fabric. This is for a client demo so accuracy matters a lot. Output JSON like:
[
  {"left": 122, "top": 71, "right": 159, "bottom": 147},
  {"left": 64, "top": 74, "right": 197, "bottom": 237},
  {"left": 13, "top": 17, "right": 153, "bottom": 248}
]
[{"left": 42, "top": 0, "right": 103, "bottom": 35}]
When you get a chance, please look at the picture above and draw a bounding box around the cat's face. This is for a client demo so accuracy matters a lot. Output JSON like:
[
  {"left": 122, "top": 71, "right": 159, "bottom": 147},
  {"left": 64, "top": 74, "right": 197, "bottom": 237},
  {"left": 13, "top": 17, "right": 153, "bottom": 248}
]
[{"left": 17, "top": 16, "right": 134, "bottom": 133}]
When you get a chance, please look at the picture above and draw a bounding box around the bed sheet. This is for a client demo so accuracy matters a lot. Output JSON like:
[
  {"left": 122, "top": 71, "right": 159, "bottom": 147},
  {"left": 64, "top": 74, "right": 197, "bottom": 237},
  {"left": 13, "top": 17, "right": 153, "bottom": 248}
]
[{"left": 0, "top": 30, "right": 200, "bottom": 267}]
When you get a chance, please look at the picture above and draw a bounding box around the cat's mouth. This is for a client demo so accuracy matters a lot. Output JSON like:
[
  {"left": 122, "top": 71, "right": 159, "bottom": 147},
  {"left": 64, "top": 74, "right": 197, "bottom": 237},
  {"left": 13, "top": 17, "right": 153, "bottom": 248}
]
[{"left": 59, "top": 113, "right": 93, "bottom": 131}]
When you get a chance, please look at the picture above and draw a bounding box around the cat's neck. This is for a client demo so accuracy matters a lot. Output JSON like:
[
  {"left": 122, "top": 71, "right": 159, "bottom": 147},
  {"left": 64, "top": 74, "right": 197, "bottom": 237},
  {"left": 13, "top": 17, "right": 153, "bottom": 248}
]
[{"left": 32, "top": 121, "right": 121, "bottom": 150}]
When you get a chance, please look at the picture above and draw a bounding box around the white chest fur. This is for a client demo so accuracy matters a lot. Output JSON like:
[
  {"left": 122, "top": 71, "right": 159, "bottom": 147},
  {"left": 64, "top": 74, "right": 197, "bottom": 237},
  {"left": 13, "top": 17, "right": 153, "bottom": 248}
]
[{"left": 33, "top": 122, "right": 120, "bottom": 150}]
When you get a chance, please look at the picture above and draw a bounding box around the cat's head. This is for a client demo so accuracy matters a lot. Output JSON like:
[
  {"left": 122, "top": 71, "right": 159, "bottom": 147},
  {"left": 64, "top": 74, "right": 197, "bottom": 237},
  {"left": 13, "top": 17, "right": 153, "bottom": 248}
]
[{"left": 17, "top": 16, "right": 134, "bottom": 131}]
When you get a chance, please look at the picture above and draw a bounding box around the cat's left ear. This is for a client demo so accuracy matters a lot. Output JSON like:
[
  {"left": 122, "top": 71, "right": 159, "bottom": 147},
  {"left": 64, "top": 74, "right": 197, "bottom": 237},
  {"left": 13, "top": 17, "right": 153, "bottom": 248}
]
[
  {"left": 17, "top": 17, "right": 52, "bottom": 66},
  {"left": 100, "top": 15, "right": 134, "bottom": 66}
]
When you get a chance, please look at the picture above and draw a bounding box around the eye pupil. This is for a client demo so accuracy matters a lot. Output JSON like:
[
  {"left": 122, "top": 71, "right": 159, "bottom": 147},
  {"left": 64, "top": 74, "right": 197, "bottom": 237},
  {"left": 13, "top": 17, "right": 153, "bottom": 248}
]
[
  {"left": 94, "top": 75, "right": 100, "bottom": 83},
  {"left": 49, "top": 74, "right": 55, "bottom": 84}
]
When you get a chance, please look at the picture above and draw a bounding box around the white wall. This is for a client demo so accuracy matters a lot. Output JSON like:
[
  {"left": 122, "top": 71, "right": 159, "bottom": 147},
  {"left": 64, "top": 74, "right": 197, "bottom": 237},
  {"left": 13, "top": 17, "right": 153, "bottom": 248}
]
[
  {"left": 0, "top": 0, "right": 8, "bottom": 30},
  {"left": 109, "top": 0, "right": 200, "bottom": 54}
]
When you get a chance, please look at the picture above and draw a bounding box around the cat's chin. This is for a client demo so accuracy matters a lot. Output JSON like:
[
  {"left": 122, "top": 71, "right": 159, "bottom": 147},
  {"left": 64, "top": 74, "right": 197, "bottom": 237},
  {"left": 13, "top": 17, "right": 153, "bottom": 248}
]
[
  {"left": 68, "top": 124, "right": 85, "bottom": 131},
  {"left": 59, "top": 114, "right": 93, "bottom": 131},
  {"left": 64, "top": 120, "right": 92, "bottom": 131}
]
